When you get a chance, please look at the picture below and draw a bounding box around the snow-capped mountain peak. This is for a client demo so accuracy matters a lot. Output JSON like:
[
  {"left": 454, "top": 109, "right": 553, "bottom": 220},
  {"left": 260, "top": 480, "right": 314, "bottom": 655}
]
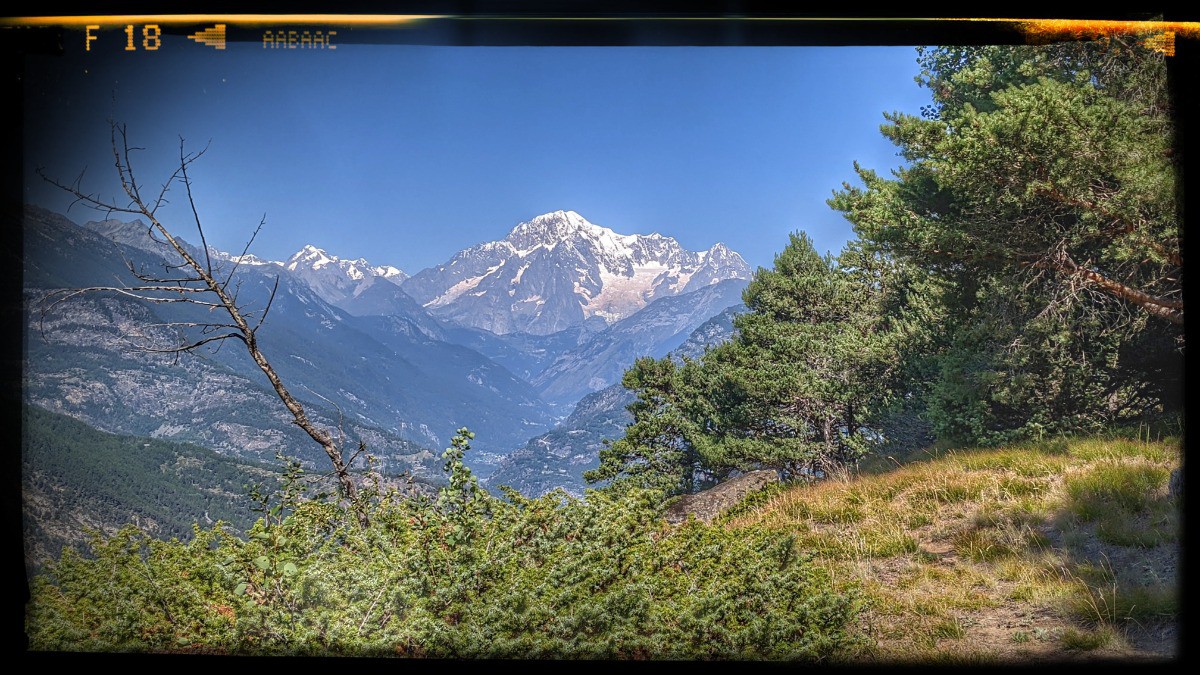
[
  {"left": 286, "top": 244, "right": 335, "bottom": 270},
  {"left": 76, "top": 212, "right": 407, "bottom": 309},
  {"left": 401, "top": 211, "right": 752, "bottom": 335},
  {"left": 226, "top": 252, "right": 272, "bottom": 266},
  {"left": 507, "top": 210, "right": 593, "bottom": 242},
  {"left": 282, "top": 244, "right": 407, "bottom": 305}
]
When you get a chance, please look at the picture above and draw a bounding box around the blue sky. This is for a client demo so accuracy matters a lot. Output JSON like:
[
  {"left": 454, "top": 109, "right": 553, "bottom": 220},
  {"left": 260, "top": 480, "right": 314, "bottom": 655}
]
[{"left": 24, "top": 34, "right": 934, "bottom": 273}]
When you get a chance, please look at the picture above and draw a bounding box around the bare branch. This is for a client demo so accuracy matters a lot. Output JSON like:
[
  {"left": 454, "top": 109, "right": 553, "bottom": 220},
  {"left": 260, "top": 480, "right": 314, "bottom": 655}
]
[
  {"left": 36, "top": 168, "right": 141, "bottom": 218},
  {"left": 39, "top": 121, "right": 371, "bottom": 526},
  {"left": 1029, "top": 249, "right": 1182, "bottom": 322},
  {"left": 302, "top": 384, "right": 351, "bottom": 463},
  {"left": 146, "top": 320, "right": 245, "bottom": 332},
  {"left": 179, "top": 136, "right": 215, "bottom": 277},
  {"left": 254, "top": 275, "right": 281, "bottom": 333},
  {"left": 42, "top": 285, "right": 225, "bottom": 308},
  {"left": 224, "top": 215, "right": 267, "bottom": 289},
  {"left": 129, "top": 269, "right": 208, "bottom": 285},
  {"left": 347, "top": 441, "right": 369, "bottom": 469},
  {"left": 150, "top": 169, "right": 176, "bottom": 216},
  {"left": 116, "top": 123, "right": 147, "bottom": 207},
  {"left": 229, "top": 276, "right": 243, "bottom": 310},
  {"left": 1034, "top": 184, "right": 1183, "bottom": 267},
  {"left": 136, "top": 332, "right": 248, "bottom": 354}
]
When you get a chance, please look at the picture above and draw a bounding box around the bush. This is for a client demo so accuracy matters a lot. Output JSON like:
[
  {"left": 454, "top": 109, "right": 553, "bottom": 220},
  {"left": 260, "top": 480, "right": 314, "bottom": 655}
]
[{"left": 26, "top": 430, "right": 866, "bottom": 659}]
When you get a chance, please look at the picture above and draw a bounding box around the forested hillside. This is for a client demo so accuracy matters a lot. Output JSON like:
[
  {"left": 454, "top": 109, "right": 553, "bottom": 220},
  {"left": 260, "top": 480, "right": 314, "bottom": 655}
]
[{"left": 22, "top": 405, "right": 281, "bottom": 574}]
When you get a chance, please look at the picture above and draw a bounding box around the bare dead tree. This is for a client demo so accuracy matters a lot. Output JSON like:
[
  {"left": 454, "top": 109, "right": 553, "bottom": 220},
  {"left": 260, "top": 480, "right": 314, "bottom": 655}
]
[{"left": 39, "top": 121, "right": 370, "bottom": 526}]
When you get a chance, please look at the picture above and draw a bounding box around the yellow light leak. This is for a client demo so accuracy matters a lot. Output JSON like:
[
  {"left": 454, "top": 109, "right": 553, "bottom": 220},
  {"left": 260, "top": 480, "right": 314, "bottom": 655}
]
[
  {"left": 954, "top": 18, "right": 1200, "bottom": 40},
  {"left": 6, "top": 16, "right": 1198, "bottom": 32},
  {"left": 1142, "top": 32, "right": 1176, "bottom": 57},
  {"left": 0, "top": 15, "right": 445, "bottom": 27},
  {"left": 948, "top": 18, "right": 1200, "bottom": 57}
]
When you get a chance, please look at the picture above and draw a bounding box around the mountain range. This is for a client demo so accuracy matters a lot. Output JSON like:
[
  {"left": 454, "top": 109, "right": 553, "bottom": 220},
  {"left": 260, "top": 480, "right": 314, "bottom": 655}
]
[
  {"left": 21, "top": 205, "right": 752, "bottom": 497},
  {"left": 401, "top": 210, "right": 750, "bottom": 335},
  {"left": 281, "top": 244, "right": 407, "bottom": 306}
]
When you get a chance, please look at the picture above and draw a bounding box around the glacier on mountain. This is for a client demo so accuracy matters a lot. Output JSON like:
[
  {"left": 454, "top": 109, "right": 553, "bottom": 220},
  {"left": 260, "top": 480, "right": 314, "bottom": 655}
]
[
  {"left": 281, "top": 244, "right": 408, "bottom": 306},
  {"left": 400, "top": 210, "right": 751, "bottom": 335}
]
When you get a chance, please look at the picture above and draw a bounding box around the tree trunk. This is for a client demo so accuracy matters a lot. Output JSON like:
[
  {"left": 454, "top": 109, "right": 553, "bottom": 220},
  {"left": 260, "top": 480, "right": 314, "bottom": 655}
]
[{"left": 1053, "top": 254, "right": 1183, "bottom": 325}]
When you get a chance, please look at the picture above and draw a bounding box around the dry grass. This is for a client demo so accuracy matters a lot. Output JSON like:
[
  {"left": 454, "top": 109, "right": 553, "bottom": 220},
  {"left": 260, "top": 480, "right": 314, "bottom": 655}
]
[{"left": 725, "top": 434, "right": 1182, "bottom": 664}]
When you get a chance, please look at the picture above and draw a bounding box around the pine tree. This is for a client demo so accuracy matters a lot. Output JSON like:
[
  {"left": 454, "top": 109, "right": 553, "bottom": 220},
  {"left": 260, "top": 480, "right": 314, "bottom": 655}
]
[
  {"left": 584, "top": 356, "right": 702, "bottom": 496},
  {"left": 682, "top": 233, "right": 905, "bottom": 478},
  {"left": 828, "top": 39, "right": 1183, "bottom": 443}
]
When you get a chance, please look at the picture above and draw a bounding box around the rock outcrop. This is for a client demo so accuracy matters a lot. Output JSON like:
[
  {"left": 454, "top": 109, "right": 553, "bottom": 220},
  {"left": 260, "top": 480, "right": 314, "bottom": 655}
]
[{"left": 664, "top": 470, "right": 780, "bottom": 525}]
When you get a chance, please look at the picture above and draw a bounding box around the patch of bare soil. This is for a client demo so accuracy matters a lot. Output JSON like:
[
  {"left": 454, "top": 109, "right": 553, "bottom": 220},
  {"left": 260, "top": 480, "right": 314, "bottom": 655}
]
[{"left": 850, "top": 500, "right": 1180, "bottom": 665}]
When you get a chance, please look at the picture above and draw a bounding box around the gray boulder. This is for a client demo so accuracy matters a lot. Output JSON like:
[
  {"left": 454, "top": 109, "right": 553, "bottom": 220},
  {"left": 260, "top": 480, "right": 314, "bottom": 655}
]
[{"left": 664, "top": 470, "right": 780, "bottom": 525}]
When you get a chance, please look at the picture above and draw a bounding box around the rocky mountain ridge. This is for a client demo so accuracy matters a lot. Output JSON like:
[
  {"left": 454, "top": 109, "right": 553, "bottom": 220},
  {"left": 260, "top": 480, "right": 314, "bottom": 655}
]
[
  {"left": 400, "top": 210, "right": 751, "bottom": 335},
  {"left": 25, "top": 204, "right": 754, "bottom": 493}
]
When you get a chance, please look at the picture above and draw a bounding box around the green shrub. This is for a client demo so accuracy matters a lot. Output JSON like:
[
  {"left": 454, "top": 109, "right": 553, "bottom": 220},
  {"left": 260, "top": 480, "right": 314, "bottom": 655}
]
[{"left": 25, "top": 429, "right": 867, "bottom": 659}]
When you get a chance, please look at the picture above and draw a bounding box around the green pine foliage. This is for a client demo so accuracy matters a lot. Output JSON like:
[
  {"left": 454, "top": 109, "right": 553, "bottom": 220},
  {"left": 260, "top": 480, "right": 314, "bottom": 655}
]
[
  {"left": 685, "top": 235, "right": 911, "bottom": 476},
  {"left": 588, "top": 233, "right": 921, "bottom": 489},
  {"left": 584, "top": 356, "right": 706, "bottom": 496},
  {"left": 829, "top": 37, "right": 1182, "bottom": 446},
  {"left": 26, "top": 429, "right": 865, "bottom": 659},
  {"left": 593, "top": 37, "right": 1180, "bottom": 493}
]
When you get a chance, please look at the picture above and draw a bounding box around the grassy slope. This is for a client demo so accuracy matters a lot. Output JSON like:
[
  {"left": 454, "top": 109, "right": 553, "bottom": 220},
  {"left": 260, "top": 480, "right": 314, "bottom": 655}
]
[{"left": 723, "top": 433, "right": 1182, "bottom": 664}]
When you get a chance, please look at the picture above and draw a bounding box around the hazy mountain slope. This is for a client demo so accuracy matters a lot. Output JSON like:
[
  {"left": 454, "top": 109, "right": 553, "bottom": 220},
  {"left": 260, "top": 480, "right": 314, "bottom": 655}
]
[
  {"left": 334, "top": 277, "right": 445, "bottom": 338},
  {"left": 531, "top": 278, "right": 748, "bottom": 405},
  {"left": 336, "top": 270, "right": 598, "bottom": 389},
  {"left": 22, "top": 404, "right": 282, "bottom": 575},
  {"left": 22, "top": 205, "right": 554, "bottom": 477},
  {"left": 484, "top": 385, "right": 634, "bottom": 498},
  {"left": 486, "top": 304, "right": 745, "bottom": 497},
  {"left": 436, "top": 322, "right": 600, "bottom": 384}
]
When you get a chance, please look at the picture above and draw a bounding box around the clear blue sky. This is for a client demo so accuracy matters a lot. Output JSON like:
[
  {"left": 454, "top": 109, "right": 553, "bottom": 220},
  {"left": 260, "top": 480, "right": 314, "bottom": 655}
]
[{"left": 24, "top": 35, "right": 934, "bottom": 273}]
